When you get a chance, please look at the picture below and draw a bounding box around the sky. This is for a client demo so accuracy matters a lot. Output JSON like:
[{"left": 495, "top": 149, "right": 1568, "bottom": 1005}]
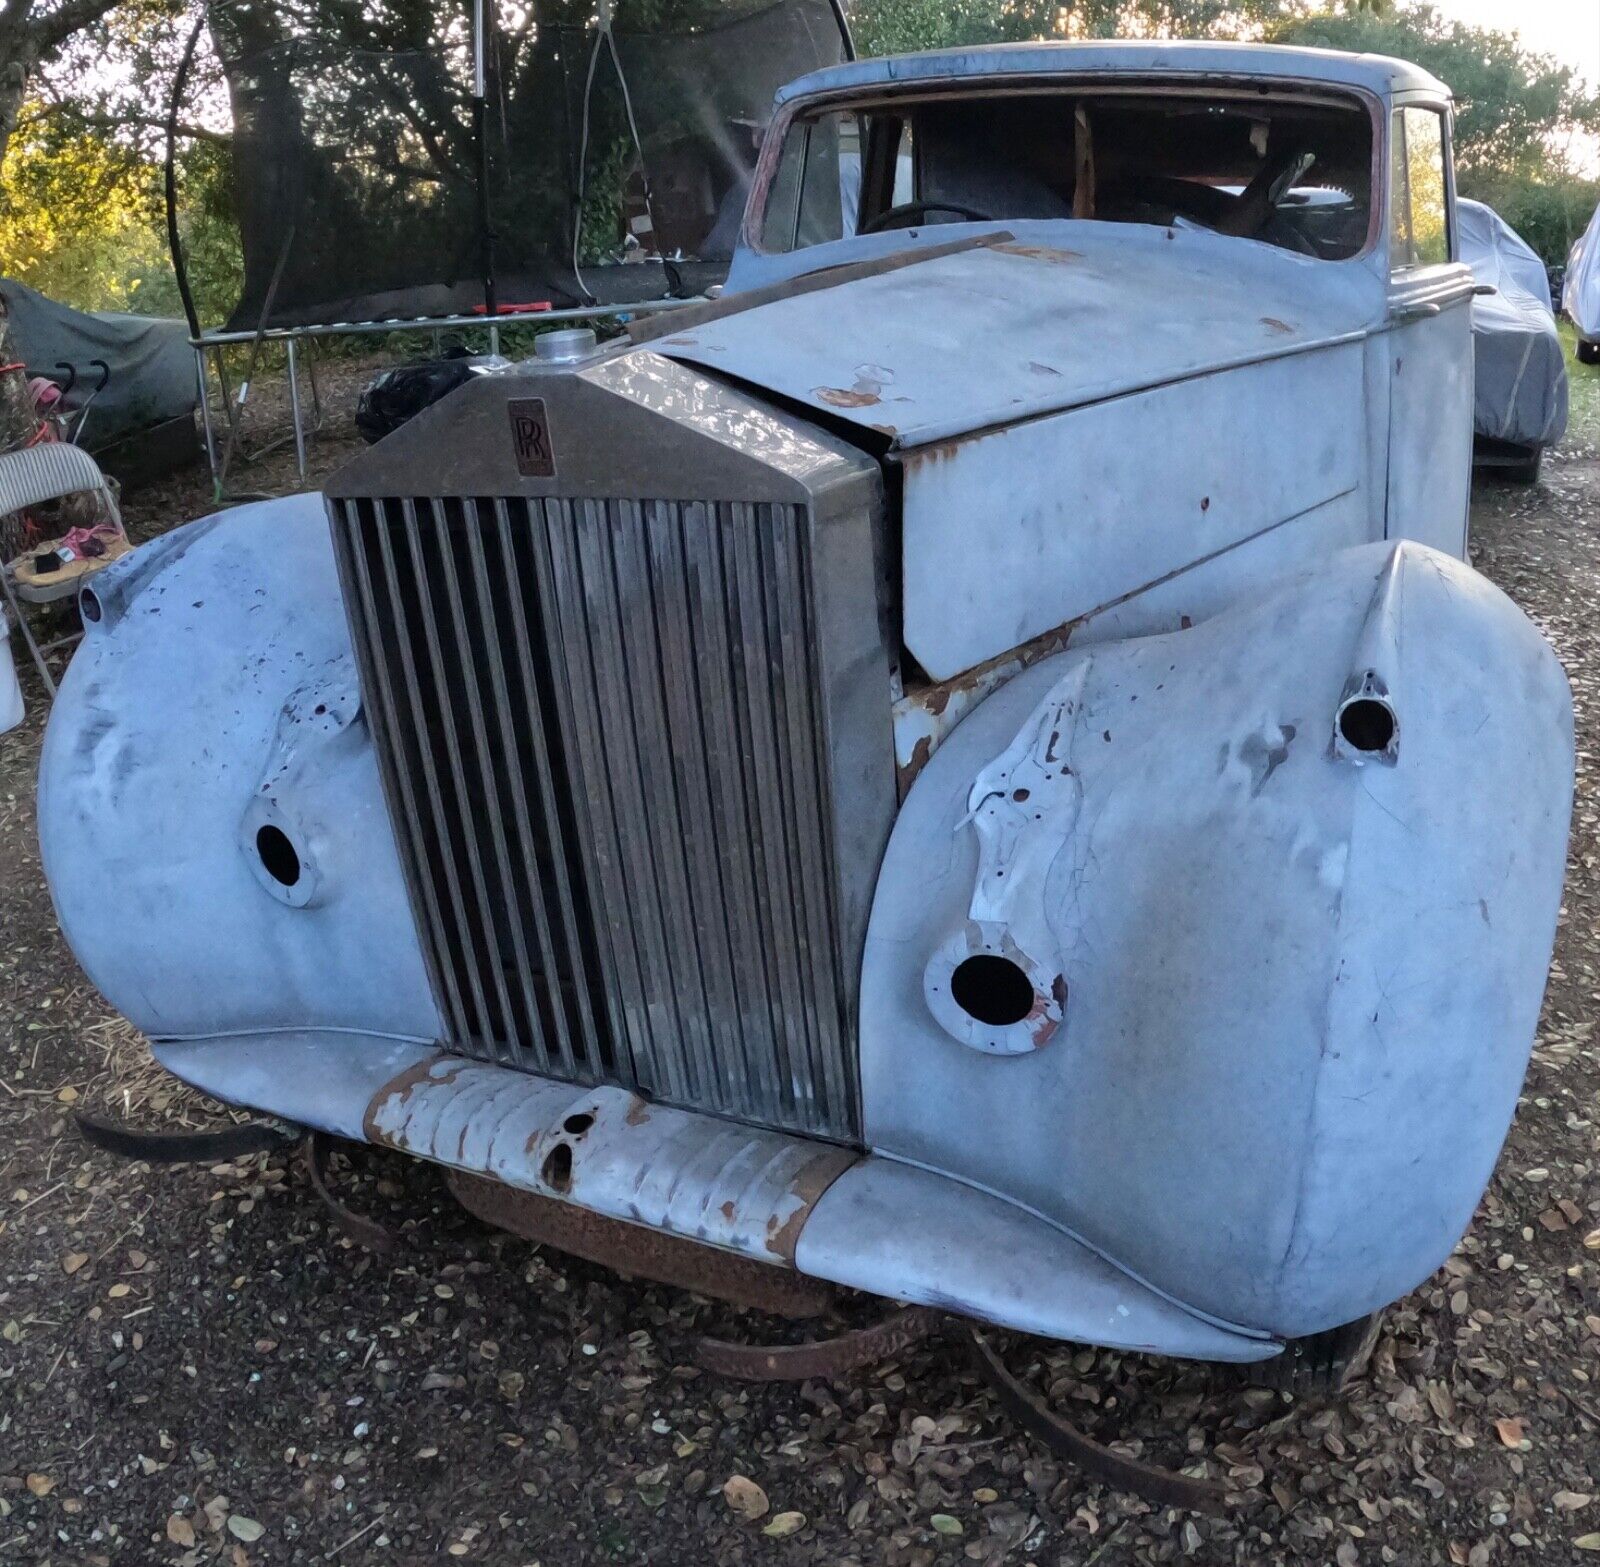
[{"left": 1436, "top": 0, "right": 1600, "bottom": 87}]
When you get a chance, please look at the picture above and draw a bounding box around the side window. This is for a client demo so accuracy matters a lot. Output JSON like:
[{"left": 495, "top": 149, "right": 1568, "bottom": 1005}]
[
  {"left": 891, "top": 120, "right": 915, "bottom": 206},
  {"left": 1390, "top": 107, "right": 1449, "bottom": 270},
  {"left": 760, "top": 112, "right": 859, "bottom": 253}
]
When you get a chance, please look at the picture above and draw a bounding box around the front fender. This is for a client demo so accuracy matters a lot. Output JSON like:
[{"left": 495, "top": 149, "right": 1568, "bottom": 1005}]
[
  {"left": 38, "top": 495, "right": 441, "bottom": 1045},
  {"left": 861, "top": 540, "right": 1572, "bottom": 1338}
]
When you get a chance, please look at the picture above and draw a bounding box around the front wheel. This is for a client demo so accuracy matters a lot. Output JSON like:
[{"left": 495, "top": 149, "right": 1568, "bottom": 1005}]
[
  {"left": 1506, "top": 447, "right": 1544, "bottom": 485},
  {"left": 1577, "top": 338, "right": 1600, "bottom": 366}
]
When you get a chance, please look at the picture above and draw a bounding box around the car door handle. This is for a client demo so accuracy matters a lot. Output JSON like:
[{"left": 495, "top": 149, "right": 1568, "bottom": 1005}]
[{"left": 1391, "top": 300, "right": 1442, "bottom": 322}]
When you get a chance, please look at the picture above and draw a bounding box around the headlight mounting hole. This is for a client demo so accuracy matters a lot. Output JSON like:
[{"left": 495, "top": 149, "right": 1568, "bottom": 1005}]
[
  {"left": 255, "top": 824, "right": 302, "bottom": 888},
  {"left": 950, "top": 954, "right": 1037, "bottom": 1028}
]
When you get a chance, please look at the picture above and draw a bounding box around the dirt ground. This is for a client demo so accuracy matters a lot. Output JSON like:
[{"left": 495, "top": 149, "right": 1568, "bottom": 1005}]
[{"left": 3, "top": 352, "right": 1600, "bottom": 1567}]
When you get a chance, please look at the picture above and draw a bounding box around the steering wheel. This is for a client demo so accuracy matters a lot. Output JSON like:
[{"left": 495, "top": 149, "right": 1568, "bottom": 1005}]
[{"left": 860, "top": 200, "right": 996, "bottom": 234}]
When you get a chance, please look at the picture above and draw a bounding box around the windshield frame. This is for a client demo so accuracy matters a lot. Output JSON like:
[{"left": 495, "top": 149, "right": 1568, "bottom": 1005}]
[{"left": 743, "top": 73, "right": 1392, "bottom": 266}]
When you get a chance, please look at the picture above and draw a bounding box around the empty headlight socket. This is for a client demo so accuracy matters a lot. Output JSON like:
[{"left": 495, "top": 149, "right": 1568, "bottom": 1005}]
[{"left": 239, "top": 802, "right": 323, "bottom": 909}]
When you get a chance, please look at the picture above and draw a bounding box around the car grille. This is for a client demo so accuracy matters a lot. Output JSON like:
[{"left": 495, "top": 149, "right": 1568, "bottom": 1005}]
[{"left": 330, "top": 494, "right": 861, "bottom": 1141}]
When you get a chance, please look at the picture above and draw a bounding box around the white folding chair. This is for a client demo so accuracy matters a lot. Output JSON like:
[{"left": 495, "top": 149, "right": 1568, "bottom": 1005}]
[{"left": 0, "top": 443, "right": 123, "bottom": 697}]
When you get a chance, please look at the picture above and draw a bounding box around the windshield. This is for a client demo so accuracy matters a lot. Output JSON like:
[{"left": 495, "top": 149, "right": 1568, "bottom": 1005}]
[{"left": 759, "top": 87, "right": 1375, "bottom": 261}]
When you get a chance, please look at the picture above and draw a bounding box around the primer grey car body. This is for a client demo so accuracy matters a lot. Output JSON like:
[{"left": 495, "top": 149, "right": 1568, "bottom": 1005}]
[{"left": 40, "top": 43, "right": 1572, "bottom": 1366}]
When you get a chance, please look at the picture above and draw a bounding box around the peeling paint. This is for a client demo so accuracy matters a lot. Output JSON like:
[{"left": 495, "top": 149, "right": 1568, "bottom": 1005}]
[
  {"left": 893, "top": 614, "right": 1083, "bottom": 795},
  {"left": 815, "top": 385, "right": 882, "bottom": 408}
]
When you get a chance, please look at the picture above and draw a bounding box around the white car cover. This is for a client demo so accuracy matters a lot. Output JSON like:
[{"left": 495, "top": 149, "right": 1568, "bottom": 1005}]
[
  {"left": 0, "top": 607, "right": 23, "bottom": 735},
  {"left": 1460, "top": 199, "right": 1567, "bottom": 450},
  {"left": 1565, "top": 199, "right": 1600, "bottom": 341}
]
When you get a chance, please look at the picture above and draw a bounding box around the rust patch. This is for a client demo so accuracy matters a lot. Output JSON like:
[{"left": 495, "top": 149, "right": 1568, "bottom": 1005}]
[
  {"left": 361, "top": 1051, "right": 455, "bottom": 1147},
  {"left": 895, "top": 733, "right": 934, "bottom": 797},
  {"left": 900, "top": 436, "right": 964, "bottom": 468},
  {"left": 624, "top": 1096, "right": 652, "bottom": 1126},
  {"left": 994, "top": 242, "right": 1082, "bottom": 264},
  {"left": 895, "top": 612, "right": 1086, "bottom": 794},
  {"left": 815, "top": 385, "right": 882, "bottom": 409},
  {"left": 765, "top": 1146, "right": 858, "bottom": 1263},
  {"left": 1260, "top": 317, "right": 1295, "bottom": 335},
  {"left": 1026, "top": 973, "right": 1070, "bottom": 1049},
  {"left": 697, "top": 1307, "right": 943, "bottom": 1383}
]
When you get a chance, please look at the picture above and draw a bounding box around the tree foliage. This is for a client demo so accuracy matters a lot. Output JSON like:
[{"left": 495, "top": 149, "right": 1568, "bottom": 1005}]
[
  {"left": 1272, "top": 3, "right": 1600, "bottom": 263},
  {"left": 848, "top": 0, "right": 1381, "bottom": 56},
  {"left": 1272, "top": 2, "right": 1600, "bottom": 186}
]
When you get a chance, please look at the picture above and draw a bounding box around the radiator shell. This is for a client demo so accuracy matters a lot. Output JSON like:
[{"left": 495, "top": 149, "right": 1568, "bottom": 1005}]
[{"left": 325, "top": 352, "right": 892, "bottom": 1140}]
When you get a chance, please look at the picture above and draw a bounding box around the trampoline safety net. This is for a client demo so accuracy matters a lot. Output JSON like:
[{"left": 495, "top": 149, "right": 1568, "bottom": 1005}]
[{"left": 208, "top": 0, "right": 849, "bottom": 330}]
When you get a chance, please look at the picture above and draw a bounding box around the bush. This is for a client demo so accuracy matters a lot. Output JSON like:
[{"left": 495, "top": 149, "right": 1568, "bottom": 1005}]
[{"left": 1467, "top": 177, "right": 1600, "bottom": 271}]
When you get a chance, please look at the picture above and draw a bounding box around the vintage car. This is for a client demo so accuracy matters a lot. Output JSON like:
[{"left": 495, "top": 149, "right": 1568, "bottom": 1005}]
[
  {"left": 1459, "top": 198, "right": 1568, "bottom": 482},
  {"left": 40, "top": 43, "right": 1571, "bottom": 1384}
]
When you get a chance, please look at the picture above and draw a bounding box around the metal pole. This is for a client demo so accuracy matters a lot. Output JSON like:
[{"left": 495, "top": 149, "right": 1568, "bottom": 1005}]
[
  {"left": 286, "top": 336, "right": 307, "bottom": 482},
  {"left": 474, "top": 0, "right": 498, "bottom": 322},
  {"left": 194, "top": 345, "right": 219, "bottom": 488}
]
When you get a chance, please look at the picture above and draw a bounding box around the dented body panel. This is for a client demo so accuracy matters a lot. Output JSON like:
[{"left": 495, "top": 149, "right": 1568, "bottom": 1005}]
[
  {"left": 863, "top": 543, "right": 1571, "bottom": 1336},
  {"left": 36, "top": 42, "right": 1571, "bottom": 1367}
]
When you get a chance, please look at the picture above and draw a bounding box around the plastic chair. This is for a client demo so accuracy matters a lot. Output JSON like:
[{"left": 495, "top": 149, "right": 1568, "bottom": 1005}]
[{"left": 0, "top": 443, "right": 124, "bottom": 697}]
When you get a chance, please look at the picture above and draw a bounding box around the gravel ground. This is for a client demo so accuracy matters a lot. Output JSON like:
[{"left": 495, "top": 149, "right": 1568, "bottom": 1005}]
[{"left": 3, "top": 355, "right": 1600, "bottom": 1567}]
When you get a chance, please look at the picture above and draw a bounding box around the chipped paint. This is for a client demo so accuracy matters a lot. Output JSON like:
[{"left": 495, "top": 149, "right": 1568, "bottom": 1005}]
[
  {"left": 814, "top": 363, "right": 896, "bottom": 410},
  {"left": 893, "top": 614, "right": 1082, "bottom": 795},
  {"left": 993, "top": 241, "right": 1083, "bottom": 264},
  {"left": 815, "top": 385, "right": 882, "bottom": 408}
]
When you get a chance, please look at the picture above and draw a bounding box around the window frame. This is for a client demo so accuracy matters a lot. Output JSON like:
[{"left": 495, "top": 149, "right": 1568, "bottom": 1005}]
[
  {"left": 1388, "top": 101, "right": 1456, "bottom": 273},
  {"left": 743, "top": 74, "right": 1390, "bottom": 263}
]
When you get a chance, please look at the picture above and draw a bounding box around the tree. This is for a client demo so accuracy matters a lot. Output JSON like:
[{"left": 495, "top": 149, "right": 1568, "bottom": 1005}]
[
  {"left": 1272, "top": 3, "right": 1600, "bottom": 186},
  {"left": 1273, "top": 3, "right": 1600, "bottom": 263},
  {"left": 0, "top": 0, "right": 133, "bottom": 167}
]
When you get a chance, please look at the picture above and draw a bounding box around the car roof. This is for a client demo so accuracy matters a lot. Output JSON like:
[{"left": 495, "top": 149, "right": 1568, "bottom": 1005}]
[{"left": 776, "top": 40, "right": 1450, "bottom": 107}]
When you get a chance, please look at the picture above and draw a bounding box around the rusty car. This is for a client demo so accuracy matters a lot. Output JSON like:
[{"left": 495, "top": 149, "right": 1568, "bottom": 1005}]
[{"left": 41, "top": 42, "right": 1572, "bottom": 1408}]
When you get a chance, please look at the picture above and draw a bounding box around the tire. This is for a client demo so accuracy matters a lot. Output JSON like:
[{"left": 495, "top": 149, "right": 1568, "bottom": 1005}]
[
  {"left": 1577, "top": 338, "right": 1600, "bottom": 366},
  {"left": 1241, "top": 1310, "right": 1384, "bottom": 1399},
  {"left": 1506, "top": 447, "right": 1543, "bottom": 485}
]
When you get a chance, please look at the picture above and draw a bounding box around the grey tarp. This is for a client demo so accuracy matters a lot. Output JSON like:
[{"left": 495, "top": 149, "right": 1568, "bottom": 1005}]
[
  {"left": 1565, "top": 199, "right": 1600, "bottom": 342},
  {"left": 1460, "top": 199, "right": 1567, "bottom": 450},
  {"left": 0, "top": 278, "right": 196, "bottom": 450}
]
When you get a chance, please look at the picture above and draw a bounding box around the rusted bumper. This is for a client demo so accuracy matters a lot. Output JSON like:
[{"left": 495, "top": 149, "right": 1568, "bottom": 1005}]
[{"left": 152, "top": 1029, "right": 1280, "bottom": 1363}]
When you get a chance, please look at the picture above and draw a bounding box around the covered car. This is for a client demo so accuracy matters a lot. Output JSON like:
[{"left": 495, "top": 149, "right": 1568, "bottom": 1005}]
[
  {"left": 0, "top": 278, "right": 198, "bottom": 482},
  {"left": 1459, "top": 198, "right": 1567, "bottom": 480},
  {"left": 1565, "top": 200, "right": 1600, "bottom": 364}
]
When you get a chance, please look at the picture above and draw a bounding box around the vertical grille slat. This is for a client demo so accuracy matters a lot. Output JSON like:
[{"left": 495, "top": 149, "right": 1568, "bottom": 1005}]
[
  {"left": 480, "top": 499, "right": 603, "bottom": 1079},
  {"left": 402, "top": 500, "right": 526, "bottom": 1065},
  {"left": 372, "top": 504, "right": 501, "bottom": 1050},
  {"left": 334, "top": 491, "right": 864, "bottom": 1142},
  {"left": 444, "top": 502, "right": 568, "bottom": 1075},
  {"left": 335, "top": 501, "right": 474, "bottom": 1047}
]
